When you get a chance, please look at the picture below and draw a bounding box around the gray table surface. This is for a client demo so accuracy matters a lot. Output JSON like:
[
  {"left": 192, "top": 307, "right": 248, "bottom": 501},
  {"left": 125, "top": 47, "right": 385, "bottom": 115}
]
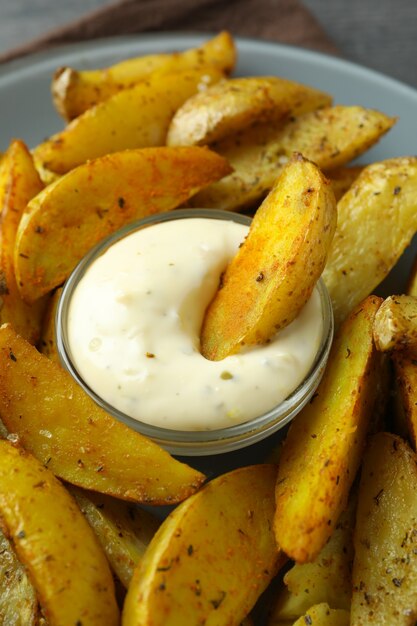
[{"left": 0, "top": 0, "right": 416, "bottom": 88}]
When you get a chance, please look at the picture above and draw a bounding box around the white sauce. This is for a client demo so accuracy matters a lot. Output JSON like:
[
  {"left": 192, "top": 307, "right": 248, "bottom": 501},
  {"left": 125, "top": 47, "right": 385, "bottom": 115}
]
[{"left": 67, "top": 217, "right": 323, "bottom": 431}]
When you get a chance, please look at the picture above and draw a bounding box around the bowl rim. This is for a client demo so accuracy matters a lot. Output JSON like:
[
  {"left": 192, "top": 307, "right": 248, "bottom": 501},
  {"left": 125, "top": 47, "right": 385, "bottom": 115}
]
[{"left": 56, "top": 208, "right": 334, "bottom": 456}]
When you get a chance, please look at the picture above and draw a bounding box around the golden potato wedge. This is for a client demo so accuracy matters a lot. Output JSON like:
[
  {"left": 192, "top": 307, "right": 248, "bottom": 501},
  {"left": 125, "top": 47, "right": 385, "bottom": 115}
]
[
  {"left": 351, "top": 433, "right": 417, "bottom": 625},
  {"left": 15, "top": 146, "right": 231, "bottom": 303},
  {"left": 323, "top": 157, "right": 417, "bottom": 327},
  {"left": 36, "top": 66, "right": 224, "bottom": 174},
  {"left": 0, "top": 439, "right": 119, "bottom": 625},
  {"left": 167, "top": 76, "right": 332, "bottom": 146},
  {"left": 0, "top": 527, "right": 40, "bottom": 626},
  {"left": 373, "top": 295, "right": 417, "bottom": 357},
  {"left": 39, "top": 287, "right": 61, "bottom": 361},
  {"left": 274, "top": 296, "right": 383, "bottom": 563},
  {"left": 123, "top": 464, "right": 284, "bottom": 626},
  {"left": 53, "top": 31, "right": 236, "bottom": 120},
  {"left": 327, "top": 165, "right": 364, "bottom": 201},
  {"left": 268, "top": 496, "right": 355, "bottom": 624},
  {"left": 0, "top": 140, "right": 46, "bottom": 343},
  {"left": 70, "top": 486, "right": 160, "bottom": 588},
  {"left": 0, "top": 324, "right": 205, "bottom": 504},
  {"left": 191, "top": 106, "right": 395, "bottom": 211},
  {"left": 293, "top": 604, "right": 349, "bottom": 626},
  {"left": 201, "top": 154, "right": 337, "bottom": 360}
]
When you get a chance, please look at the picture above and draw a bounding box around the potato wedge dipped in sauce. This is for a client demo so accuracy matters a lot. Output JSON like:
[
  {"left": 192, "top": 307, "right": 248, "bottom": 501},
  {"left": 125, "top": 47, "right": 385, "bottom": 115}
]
[{"left": 201, "top": 153, "right": 337, "bottom": 360}]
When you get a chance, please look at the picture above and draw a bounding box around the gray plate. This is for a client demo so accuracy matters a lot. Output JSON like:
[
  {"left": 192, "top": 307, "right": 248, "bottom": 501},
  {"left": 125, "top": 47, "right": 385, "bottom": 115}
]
[{"left": 1, "top": 34, "right": 416, "bottom": 474}]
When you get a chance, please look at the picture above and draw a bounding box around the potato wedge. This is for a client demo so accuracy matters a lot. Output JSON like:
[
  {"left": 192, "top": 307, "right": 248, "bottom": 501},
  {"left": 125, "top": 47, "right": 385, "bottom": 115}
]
[
  {"left": 351, "top": 433, "right": 417, "bottom": 625},
  {"left": 0, "top": 324, "right": 205, "bottom": 504},
  {"left": 0, "top": 439, "right": 119, "bottom": 625},
  {"left": 52, "top": 31, "right": 236, "bottom": 120},
  {"left": 123, "top": 464, "right": 284, "bottom": 626},
  {"left": 274, "top": 296, "right": 383, "bottom": 563},
  {"left": 327, "top": 165, "right": 364, "bottom": 201},
  {"left": 268, "top": 496, "right": 355, "bottom": 624},
  {"left": 373, "top": 295, "right": 417, "bottom": 357},
  {"left": 201, "top": 154, "right": 337, "bottom": 360},
  {"left": 0, "top": 527, "right": 40, "bottom": 626},
  {"left": 70, "top": 486, "right": 160, "bottom": 588},
  {"left": 191, "top": 106, "right": 395, "bottom": 211},
  {"left": 36, "top": 66, "right": 224, "bottom": 174},
  {"left": 167, "top": 76, "right": 332, "bottom": 146},
  {"left": 293, "top": 604, "right": 349, "bottom": 626},
  {"left": 15, "top": 146, "right": 231, "bottom": 303},
  {"left": 0, "top": 140, "right": 46, "bottom": 343},
  {"left": 323, "top": 157, "right": 417, "bottom": 327}
]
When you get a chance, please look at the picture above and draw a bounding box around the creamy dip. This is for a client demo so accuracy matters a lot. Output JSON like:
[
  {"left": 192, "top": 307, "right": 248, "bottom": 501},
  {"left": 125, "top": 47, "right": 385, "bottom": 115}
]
[{"left": 66, "top": 217, "right": 323, "bottom": 431}]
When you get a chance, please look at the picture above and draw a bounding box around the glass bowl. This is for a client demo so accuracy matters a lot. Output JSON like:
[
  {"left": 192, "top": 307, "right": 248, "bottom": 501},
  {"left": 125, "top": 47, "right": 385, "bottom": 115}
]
[{"left": 56, "top": 209, "right": 333, "bottom": 456}]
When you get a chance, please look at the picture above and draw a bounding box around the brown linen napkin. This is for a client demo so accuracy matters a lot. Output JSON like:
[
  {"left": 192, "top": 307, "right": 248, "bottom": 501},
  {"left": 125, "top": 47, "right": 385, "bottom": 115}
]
[{"left": 0, "top": 0, "right": 338, "bottom": 65}]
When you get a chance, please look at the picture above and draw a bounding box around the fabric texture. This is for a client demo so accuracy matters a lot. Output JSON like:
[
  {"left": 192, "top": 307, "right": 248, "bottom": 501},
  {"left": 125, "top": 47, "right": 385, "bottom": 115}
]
[{"left": 0, "top": 0, "right": 338, "bottom": 64}]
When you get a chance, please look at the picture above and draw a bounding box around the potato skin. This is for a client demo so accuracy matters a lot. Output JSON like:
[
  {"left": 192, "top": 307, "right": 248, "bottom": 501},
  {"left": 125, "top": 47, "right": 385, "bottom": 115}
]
[
  {"left": 123, "top": 465, "right": 283, "bottom": 626},
  {"left": 201, "top": 153, "right": 337, "bottom": 360},
  {"left": 15, "top": 146, "right": 232, "bottom": 303},
  {"left": 0, "top": 440, "right": 119, "bottom": 626},
  {"left": 52, "top": 31, "right": 236, "bottom": 120},
  {"left": 274, "top": 296, "right": 383, "bottom": 563},
  {"left": 167, "top": 76, "right": 332, "bottom": 146},
  {"left": 351, "top": 433, "right": 417, "bottom": 625},
  {"left": 0, "top": 140, "right": 46, "bottom": 343},
  {"left": 0, "top": 324, "right": 205, "bottom": 504}
]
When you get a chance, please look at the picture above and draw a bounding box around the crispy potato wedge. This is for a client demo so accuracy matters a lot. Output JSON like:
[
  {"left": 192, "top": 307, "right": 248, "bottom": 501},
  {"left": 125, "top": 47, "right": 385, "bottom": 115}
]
[
  {"left": 167, "top": 76, "right": 332, "bottom": 146},
  {"left": 351, "top": 433, "right": 417, "bottom": 625},
  {"left": 268, "top": 497, "right": 355, "bottom": 624},
  {"left": 70, "top": 486, "right": 160, "bottom": 588},
  {"left": 293, "top": 604, "right": 349, "bottom": 626},
  {"left": 0, "top": 324, "right": 205, "bottom": 504},
  {"left": 15, "top": 146, "right": 231, "bottom": 303},
  {"left": 53, "top": 31, "right": 236, "bottom": 120},
  {"left": 0, "top": 527, "right": 40, "bottom": 626},
  {"left": 274, "top": 296, "right": 383, "bottom": 563},
  {"left": 0, "top": 440, "right": 119, "bottom": 625},
  {"left": 36, "top": 66, "right": 224, "bottom": 174},
  {"left": 323, "top": 157, "right": 417, "bottom": 327},
  {"left": 0, "top": 140, "right": 46, "bottom": 343},
  {"left": 123, "top": 464, "right": 283, "bottom": 626},
  {"left": 373, "top": 295, "right": 417, "bottom": 357},
  {"left": 39, "top": 287, "right": 61, "bottom": 361},
  {"left": 191, "top": 106, "right": 395, "bottom": 211},
  {"left": 201, "top": 154, "right": 337, "bottom": 360},
  {"left": 393, "top": 353, "right": 417, "bottom": 450},
  {"left": 327, "top": 165, "right": 364, "bottom": 201}
]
